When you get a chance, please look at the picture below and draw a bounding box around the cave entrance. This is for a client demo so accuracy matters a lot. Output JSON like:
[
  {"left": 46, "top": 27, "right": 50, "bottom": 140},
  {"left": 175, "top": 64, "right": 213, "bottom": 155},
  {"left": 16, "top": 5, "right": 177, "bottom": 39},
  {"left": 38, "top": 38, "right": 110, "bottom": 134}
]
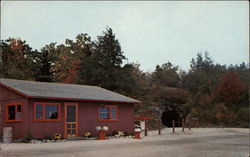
[{"left": 161, "top": 110, "right": 181, "bottom": 127}]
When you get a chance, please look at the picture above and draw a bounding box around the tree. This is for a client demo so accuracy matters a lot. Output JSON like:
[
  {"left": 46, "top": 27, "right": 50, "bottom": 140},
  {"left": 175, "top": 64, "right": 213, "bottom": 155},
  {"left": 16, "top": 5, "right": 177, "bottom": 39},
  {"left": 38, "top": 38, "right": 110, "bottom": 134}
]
[
  {"left": 116, "top": 63, "right": 141, "bottom": 97},
  {"left": 76, "top": 27, "right": 143, "bottom": 98},
  {"left": 95, "top": 28, "right": 125, "bottom": 68},
  {"left": 182, "top": 52, "right": 226, "bottom": 94},
  {"left": 78, "top": 27, "right": 125, "bottom": 90},
  {"left": 62, "top": 59, "right": 81, "bottom": 83},
  {"left": 50, "top": 44, "right": 72, "bottom": 82},
  {"left": 152, "top": 62, "right": 179, "bottom": 87},
  {"left": 34, "top": 44, "right": 55, "bottom": 82},
  {"left": 0, "top": 38, "right": 37, "bottom": 80},
  {"left": 64, "top": 34, "right": 93, "bottom": 83},
  {"left": 215, "top": 72, "right": 246, "bottom": 106}
]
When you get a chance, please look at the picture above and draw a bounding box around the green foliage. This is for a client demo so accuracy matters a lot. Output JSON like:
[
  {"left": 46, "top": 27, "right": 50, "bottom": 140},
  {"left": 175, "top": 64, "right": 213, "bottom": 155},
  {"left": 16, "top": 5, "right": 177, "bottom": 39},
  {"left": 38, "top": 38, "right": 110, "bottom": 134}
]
[
  {"left": 234, "top": 107, "right": 249, "bottom": 127},
  {"left": 53, "top": 34, "right": 93, "bottom": 83},
  {"left": 0, "top": 38, "right": 37, "bottom": 80},
  {"left": 152, "top": 62, "right": 179, "bottom": 87},
  {"left": 180, "top": 52, "right": 249, "bottom": 127},
  {"left": 34, "top": 48, "right": 53, "bottom": 82},
  {"left": 77, "top": 27, "right": 139, "bottom": 97},
  {"left": 182, "top": 52, "right": 226, "bottom": 94},
  {"left": 77, "top": 27, "right": 125, "bottom": 87}
]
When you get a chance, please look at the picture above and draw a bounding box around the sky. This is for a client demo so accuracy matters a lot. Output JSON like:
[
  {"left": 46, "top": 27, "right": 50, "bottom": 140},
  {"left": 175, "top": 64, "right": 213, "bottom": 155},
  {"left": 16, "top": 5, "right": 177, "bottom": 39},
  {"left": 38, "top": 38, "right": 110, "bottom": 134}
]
[{"left": 1, "top": 1, "right": 249, "bottom": 72}]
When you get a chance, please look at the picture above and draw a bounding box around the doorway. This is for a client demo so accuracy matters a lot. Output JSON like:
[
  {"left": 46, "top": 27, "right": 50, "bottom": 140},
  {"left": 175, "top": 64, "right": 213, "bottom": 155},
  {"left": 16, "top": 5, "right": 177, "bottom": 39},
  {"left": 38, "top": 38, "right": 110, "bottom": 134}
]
[{"left": 64, "top": 103, "right": 78, "bottom": 137}]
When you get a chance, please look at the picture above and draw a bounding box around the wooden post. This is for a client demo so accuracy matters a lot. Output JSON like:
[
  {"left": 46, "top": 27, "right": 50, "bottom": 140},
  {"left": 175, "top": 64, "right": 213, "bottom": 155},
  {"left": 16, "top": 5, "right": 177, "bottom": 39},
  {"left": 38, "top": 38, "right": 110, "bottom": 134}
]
[
  {"left": 196, "top": 120, "right": 199, "bottom": 128},
  {"left": 158, "top": 118, "right": 161, "bottom": 135},
  {"left": 172, "top": 120, "right": 175, "bottom": 133},
  {"left": 188, "top": 122, "right": 191, "bottom": 130},
  {"left": 182, "top": 119, "right": 184, "bottom": 132},
  {"left": 145, "top": 121, "right": 148, "bottom": 136}
]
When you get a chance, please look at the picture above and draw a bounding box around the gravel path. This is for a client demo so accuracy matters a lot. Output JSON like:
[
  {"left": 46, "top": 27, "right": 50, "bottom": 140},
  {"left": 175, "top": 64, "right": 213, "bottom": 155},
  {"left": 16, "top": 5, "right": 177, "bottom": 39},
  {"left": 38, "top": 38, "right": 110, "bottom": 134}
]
[{"left": 0, "top": 128, "right": 249, "bottom": 157}]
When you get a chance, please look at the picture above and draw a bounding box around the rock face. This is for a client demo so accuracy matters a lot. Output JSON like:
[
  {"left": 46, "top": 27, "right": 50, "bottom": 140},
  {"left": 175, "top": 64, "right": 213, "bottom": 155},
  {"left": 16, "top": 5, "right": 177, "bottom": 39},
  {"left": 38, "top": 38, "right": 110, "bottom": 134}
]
[
  {"left": 185, "top": 113, "right": 199, "bottom": 127},
  {"left": 146, "top": 86, "right": 187, "bottom": 127},
  {"left": 142, "top": 86, "right": 189, "bottom": 128}
]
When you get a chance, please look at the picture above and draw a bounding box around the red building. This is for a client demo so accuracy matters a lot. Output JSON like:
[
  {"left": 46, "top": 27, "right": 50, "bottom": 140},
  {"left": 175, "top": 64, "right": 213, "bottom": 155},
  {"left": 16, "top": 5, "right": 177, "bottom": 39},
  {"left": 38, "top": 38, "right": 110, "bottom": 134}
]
[{"left": 0, "top": 78, "right": 140, "bottom": 140}]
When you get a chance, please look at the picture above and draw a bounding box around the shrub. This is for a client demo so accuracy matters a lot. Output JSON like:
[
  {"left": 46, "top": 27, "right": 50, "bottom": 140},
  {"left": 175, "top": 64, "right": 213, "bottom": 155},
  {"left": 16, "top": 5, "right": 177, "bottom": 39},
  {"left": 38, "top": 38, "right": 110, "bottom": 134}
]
[
  {"left": 106, "top": 132, "right": 111, "bottom": 137},
  {"left": 23, "top": 132, "right": 33, "bottom": 143},
  {"left": 112, "top": 130, "right": 118, "bottom": 136},
  {"left": 43, "top": 133, "right": 54, "bottom": 140},
  {"left": 124, "top": 131, "right": 129, "bottom": 137}
]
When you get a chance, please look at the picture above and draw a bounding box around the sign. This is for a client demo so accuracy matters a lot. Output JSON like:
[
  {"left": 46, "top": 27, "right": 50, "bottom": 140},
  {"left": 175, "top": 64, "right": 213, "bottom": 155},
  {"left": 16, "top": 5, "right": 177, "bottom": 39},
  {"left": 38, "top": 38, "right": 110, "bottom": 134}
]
[{"left": 140, "top": 121, "right": 145, "bottom": 131}]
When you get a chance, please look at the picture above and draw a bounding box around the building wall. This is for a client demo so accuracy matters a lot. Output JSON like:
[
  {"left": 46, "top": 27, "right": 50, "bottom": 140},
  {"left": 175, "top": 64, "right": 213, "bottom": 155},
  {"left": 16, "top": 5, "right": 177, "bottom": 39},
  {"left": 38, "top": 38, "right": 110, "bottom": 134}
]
[
  {"left": 27, "top": 99, "right": 134, "bottom": 138},
  {"left": 27, "top": 99, "right": 65, "bottom": 139},
  {"left": 78, "top": 101, "right": 134, "bottom": 136},
  {"left": 0, "top": 85, "right": 28, "bottom": 140}
]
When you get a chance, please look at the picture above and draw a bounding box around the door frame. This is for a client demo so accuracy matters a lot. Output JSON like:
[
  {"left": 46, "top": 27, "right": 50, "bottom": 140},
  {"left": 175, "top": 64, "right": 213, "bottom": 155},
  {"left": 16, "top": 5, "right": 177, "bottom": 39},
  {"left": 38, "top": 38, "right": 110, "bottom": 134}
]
[{"left": 64, "top": 102, "right": 79, "bottom": 138}]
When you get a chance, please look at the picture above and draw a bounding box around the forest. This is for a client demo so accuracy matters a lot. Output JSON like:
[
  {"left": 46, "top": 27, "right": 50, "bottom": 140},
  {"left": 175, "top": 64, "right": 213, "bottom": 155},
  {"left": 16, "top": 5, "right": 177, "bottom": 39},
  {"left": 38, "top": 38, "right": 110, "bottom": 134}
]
[{"left": 0, "top": 27, "right": 249, "bottom": 128}]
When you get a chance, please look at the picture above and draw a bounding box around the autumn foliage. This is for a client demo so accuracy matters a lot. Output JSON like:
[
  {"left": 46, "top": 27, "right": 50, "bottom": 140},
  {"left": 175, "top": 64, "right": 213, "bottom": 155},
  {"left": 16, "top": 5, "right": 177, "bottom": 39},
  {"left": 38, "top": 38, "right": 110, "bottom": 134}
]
[
  {"left": 62, "top": 60, "right": 81, "bottom": 83},
  {"left": 215, "top": 72, "right": 246, "bottom": 104}
]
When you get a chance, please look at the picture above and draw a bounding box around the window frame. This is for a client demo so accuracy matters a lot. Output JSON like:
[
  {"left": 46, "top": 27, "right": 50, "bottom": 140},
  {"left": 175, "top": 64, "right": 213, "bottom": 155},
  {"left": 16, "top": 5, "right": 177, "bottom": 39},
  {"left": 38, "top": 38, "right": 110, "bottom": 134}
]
[
  {"left": 6, "top": 102, "right": 23, "bottom": 123},
  {"left": 98, "top": 105, "right": 117, "bottom": 121},
  {"left": 34, "top": 102, "right": 61, "bottom": 122}
]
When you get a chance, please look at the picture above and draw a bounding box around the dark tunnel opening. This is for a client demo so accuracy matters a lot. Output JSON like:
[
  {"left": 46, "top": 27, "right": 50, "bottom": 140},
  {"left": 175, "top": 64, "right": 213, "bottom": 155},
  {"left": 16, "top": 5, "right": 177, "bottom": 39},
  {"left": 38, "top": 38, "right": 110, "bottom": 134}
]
[{"left": 161, "top": 110, "right": 182, "bottom": 127}]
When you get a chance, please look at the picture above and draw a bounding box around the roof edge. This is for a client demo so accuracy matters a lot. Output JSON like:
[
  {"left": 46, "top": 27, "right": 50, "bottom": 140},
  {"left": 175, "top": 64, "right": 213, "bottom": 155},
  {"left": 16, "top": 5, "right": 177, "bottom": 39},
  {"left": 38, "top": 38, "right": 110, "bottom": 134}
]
[
  {"left": 28, "top": 96, "right": 142, "bottom": 104},
  {"left": 0, "top": 83, "right": 29, "bottom": 98}
]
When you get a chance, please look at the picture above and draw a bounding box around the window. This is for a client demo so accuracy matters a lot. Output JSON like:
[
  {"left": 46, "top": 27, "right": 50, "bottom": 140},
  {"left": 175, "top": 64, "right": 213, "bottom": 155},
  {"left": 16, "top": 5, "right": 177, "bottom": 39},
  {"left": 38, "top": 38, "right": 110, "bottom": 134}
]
[
  {"left": 110, "top": 107, "right": 116, "bottom": 120},
  {"left": 35, "top": 104, "right": 43, "bottom": 119},
  {"left": 34, "top": 103, "right": 60, "bottom": 121},
  {"left": 99, "top": 107, "right": 109, "bottom": 119},
  {"left": 6, "top": 103, "right": 22, "bottom": 122},
  {"left": 45, "top": 105, "right": 58, "bottom": 119},
  {"left": 98, "top": 105, "right": 117, "bottom": 121}
]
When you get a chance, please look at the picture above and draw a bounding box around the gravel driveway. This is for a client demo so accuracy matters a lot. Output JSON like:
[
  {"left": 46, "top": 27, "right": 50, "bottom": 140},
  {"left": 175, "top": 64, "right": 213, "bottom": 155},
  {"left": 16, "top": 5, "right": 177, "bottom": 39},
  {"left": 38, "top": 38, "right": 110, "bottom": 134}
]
[{"left": 0, "top": 128, "right": 249, "bottom": 157}]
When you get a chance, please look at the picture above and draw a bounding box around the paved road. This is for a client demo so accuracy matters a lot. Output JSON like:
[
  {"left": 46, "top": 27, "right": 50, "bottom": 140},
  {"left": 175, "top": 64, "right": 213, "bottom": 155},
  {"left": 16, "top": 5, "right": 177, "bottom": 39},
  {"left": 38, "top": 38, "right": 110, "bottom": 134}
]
[{"left": 0, "top": 128, "right": 249, "bottom": 157}]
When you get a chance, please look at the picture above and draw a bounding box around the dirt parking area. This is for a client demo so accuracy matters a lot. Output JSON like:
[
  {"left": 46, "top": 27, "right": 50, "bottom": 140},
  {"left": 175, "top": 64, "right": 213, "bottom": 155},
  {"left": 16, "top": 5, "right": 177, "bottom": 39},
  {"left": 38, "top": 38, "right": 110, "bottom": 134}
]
[{"left": 0, "top": 128, "right": 249, "bottom": 157}]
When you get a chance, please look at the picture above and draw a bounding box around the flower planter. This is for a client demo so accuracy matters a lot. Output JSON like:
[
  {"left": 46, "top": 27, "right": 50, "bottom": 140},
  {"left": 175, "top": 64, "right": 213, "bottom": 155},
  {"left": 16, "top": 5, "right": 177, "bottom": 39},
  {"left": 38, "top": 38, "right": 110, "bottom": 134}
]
[
  {"left": 134, "top": 131, "right": 141, "bottom": 139},
  {"left": 97, "top": 130, "right": 107, "bottom": 140}
]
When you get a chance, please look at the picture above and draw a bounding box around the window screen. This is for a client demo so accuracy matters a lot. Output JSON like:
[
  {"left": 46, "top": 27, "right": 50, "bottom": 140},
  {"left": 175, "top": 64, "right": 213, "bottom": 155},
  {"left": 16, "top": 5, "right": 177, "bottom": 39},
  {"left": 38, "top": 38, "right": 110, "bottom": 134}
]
[{"left": 67, "top": 106, "right": 76, "bottom": 122}]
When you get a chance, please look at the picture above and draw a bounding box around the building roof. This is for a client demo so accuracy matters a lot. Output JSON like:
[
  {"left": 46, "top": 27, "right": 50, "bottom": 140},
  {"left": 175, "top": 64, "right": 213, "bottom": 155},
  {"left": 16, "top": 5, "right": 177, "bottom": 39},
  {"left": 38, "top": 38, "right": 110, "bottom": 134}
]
[{"left": 0, "top": 78, "right": 141, "bottom": 104}]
